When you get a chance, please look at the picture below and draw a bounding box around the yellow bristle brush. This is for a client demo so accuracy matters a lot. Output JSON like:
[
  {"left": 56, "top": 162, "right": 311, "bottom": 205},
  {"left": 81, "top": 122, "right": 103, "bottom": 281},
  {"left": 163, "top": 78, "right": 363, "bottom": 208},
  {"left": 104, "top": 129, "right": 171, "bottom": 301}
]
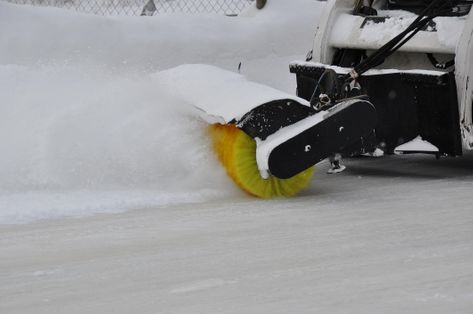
[{"left": 209, "top": 123, "right": 314, "bottom": 198}]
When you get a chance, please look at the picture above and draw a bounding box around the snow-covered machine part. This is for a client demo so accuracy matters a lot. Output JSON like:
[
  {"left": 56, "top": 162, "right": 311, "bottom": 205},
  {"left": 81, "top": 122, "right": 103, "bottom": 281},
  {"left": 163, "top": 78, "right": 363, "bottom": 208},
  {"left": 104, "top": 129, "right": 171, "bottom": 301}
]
[
  {"left": 154, "top": 64, "right": 310, "bottom": 124},
  {"left": 312, "top": 0, "right": 471, "bottom": 65},
  {"left": 185, "top": 0, "right": 473, "bottom": 198},
  {"left": 291, "top": 0, "right": 473, "bottom": 157},
  {"left": 156, "top": 64, "right": 320, "bottom": 198},
  {"left": 455, "top": 11, "right": 473, "bottom": 149},
  {"left": 159, "top": 64, "right": 376, "bottom": 197},
  {"left": 329, "top": 13, "right": 464, "bottom": 54},
  {"left": 256, "top": 98, "right": 376, "bottom": 179},
  {"left": 157, "top": 64, "right": 372, "bottom": 180}
]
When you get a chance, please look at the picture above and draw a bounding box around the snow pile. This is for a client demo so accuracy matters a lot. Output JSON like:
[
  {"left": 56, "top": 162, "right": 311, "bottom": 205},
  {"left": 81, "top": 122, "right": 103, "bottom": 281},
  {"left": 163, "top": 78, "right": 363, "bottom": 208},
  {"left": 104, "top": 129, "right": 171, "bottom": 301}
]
[{"left": 0, "top": 0, "right": 324, "bottom": 223}]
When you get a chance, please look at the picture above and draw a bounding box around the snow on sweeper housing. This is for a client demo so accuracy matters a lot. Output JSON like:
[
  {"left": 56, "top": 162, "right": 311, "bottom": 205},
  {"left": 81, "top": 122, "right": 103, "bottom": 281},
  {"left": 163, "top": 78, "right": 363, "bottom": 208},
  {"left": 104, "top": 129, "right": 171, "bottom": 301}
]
[{"left": 203, "top": 0, "right": 473, "bottom": 198}]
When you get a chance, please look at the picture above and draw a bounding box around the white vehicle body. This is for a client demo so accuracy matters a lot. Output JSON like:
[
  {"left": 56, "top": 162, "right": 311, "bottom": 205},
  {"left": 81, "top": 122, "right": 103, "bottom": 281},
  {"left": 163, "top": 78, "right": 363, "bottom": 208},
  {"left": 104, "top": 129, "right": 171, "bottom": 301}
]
[{"left": 310, "top": 0, "right": 473, "bottom": 151}]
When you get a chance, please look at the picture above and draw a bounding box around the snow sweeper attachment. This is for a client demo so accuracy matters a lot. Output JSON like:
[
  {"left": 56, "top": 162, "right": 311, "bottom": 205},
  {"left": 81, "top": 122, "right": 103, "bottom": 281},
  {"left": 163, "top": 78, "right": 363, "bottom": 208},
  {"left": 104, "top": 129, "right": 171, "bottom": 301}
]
[
  {"left": 207, "top": 74, "right": 377, "bottom": 198},
  {"left": 156, "top": 64, "right": 377, "bottom": 198},
  {"left": 160, "top": 0, "right": 473, "bottom": 199}
]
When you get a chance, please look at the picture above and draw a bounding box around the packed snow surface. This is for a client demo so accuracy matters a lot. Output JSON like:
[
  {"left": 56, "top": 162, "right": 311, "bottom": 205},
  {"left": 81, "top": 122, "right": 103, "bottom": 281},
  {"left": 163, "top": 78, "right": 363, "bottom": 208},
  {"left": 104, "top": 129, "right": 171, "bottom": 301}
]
[{"left": 2, "top": 155, "right": 473, "bottom": 313}]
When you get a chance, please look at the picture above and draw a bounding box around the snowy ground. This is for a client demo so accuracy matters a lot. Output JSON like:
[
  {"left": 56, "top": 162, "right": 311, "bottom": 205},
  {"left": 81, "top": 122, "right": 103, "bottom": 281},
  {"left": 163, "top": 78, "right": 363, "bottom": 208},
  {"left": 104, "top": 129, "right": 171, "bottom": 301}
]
[
  {"left": 2, "top": 155, "right": 473, "bottom": 313},
  {"left": 1, "top": 0, "right": 473, "bottom": 313}
]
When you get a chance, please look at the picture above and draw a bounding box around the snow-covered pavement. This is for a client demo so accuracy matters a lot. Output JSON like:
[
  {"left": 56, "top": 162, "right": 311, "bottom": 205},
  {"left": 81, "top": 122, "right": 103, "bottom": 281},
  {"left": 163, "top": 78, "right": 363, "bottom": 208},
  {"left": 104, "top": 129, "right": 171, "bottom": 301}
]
[{"left": 2, "top": 155, "right": 473, "bottom": 313}]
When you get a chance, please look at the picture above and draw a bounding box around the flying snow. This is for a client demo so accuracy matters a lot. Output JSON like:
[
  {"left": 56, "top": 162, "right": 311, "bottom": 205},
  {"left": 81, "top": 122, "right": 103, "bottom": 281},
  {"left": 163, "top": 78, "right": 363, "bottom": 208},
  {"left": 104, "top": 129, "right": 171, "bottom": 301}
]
[{"left": 0, "top": 0, "right": 323, "bottom": 223}]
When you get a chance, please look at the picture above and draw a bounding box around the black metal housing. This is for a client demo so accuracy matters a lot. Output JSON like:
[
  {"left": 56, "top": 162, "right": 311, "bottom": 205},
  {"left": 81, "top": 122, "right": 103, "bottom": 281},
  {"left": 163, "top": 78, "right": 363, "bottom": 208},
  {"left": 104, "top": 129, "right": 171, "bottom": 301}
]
[
  {"left": 387, "top": 0, "right": 472, "bottom": 16},
  {"left": 237, "top": 99, "right": 312, "bottom": 141},
  {"left": 290, "top": 63, "right": 463, "bottom": 156},
  {"left": 268, "top": 100, "right": 377, "bottom": 179}
]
